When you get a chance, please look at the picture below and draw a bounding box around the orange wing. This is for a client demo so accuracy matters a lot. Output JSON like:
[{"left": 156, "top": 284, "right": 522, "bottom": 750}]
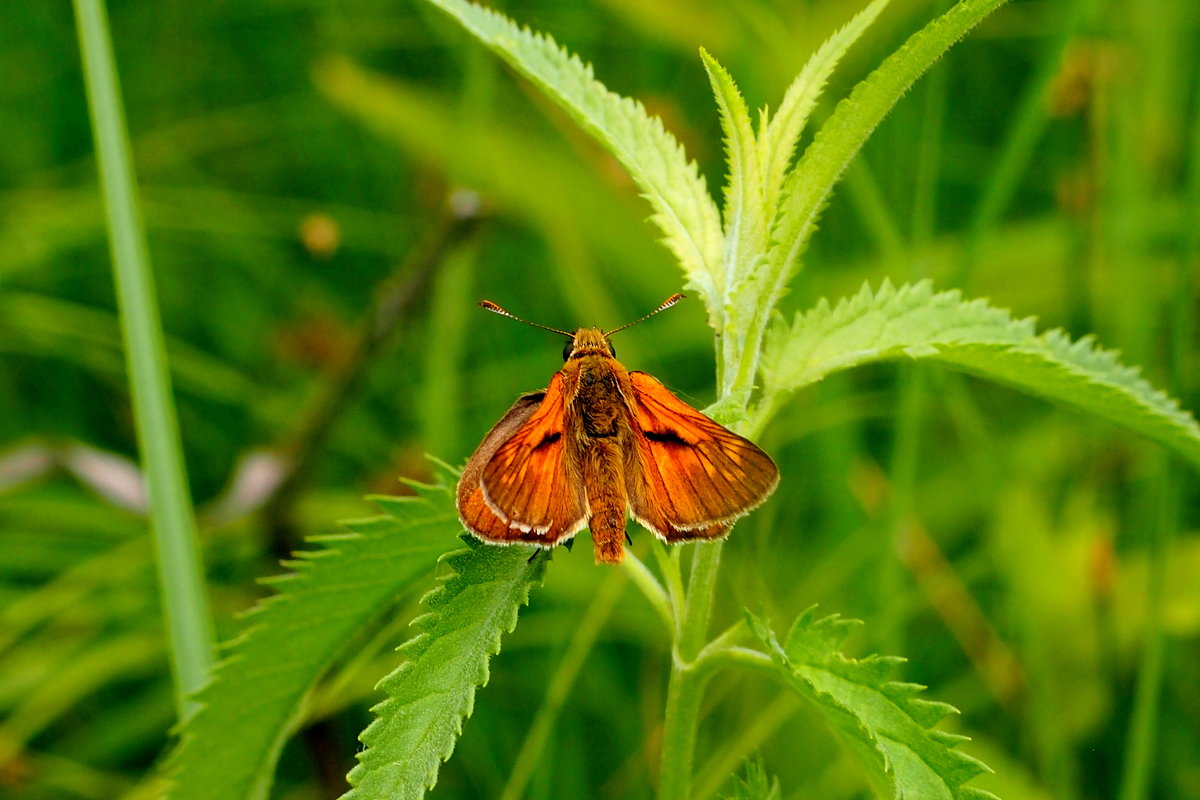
[
  {"left": 456, "top": 373, "right": 587, "bottom": 547},
  {"left": 625, "top": 371, "right": 778, "bottom": 542}
]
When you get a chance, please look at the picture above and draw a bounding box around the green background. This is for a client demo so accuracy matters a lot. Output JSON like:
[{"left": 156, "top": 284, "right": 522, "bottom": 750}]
[{"left": 2, "top": 0, "right": 1198, "bottom": 798}]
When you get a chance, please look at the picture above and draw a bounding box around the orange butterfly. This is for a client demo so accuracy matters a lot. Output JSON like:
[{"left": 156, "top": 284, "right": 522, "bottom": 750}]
[{"left": 456, "top": 295, "right": 779, "bottom": 564}]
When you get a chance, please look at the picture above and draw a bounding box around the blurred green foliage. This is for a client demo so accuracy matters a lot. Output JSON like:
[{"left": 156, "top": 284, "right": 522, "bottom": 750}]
[{"left": 2, "top": 0, "right": 1199, "bottom": 798}]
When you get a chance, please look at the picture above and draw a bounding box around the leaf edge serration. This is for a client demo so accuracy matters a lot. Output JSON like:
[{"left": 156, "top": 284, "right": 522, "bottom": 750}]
[
  {"left": 748, "top": 606, "right": 1000, "bottom": 800},
  {"left": 342, "top": 536, "right": 544, "bottom": 799},
  {"left": 165, "top": 488, "right": 457, "bottom": 800},
  {"left": 760, "top": 279, "right": 1200, "bottom": 468}
]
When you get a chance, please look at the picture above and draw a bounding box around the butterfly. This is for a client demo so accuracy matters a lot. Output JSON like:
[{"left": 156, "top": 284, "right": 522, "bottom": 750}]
[{"left": 456, "top": 294, "right": 779, "bottom": 564}]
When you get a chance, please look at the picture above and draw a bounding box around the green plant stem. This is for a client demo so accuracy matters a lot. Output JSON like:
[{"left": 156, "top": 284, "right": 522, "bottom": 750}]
[
  {"left": 72, "top": 0, "right": 215, "bottom": 719},
  {"left": 694, "top": 646, "right": 775, "bottom": 679},
  {"left": 680, "top": 542, "right": 724, "bottom": 658},
  {"left": 658, "top": 541, "right": 724, "bottom": 800},
  {"left": 658, "top": 660, "right": 709, "bottom": 800},
  {"left": 653, "top": 543, "right": 687, "bottom": 638}
]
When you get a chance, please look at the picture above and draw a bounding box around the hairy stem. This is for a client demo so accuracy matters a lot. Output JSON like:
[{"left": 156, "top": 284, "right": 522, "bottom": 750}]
[
  {"left": 658, "top": 541, "right": 725, "bottom": 799},
  {"left": 623, "top": 552, "right": 674, "bottom": 633},
  {"left": 658, "top": 661, "right": 709, "bottom": 800}
]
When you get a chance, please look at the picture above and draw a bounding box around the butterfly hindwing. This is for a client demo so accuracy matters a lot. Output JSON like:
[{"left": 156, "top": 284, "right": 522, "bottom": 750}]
[{"left": 625, "top": 371, "right": 778, "bottom": 541}]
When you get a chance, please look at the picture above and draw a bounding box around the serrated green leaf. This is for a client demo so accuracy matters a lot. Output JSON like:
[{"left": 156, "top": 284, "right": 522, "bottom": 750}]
[
  {"left": 343, "top": 536, "right": 544, "bottom": 799},
  {"left": 701, "top": 49, "right": 764, "bottom": 307},
  {"left": 760, "top": 281, "right": 1200, "bottom": 468},
  {"left": 417, "top": 0, "right": 724, "bottom": 312},
  {"left": 748, "top": 610, "right": 997, "bottom": 800},
  {"left": 166, "top": 489, "right": 457, "bottom": 800}
]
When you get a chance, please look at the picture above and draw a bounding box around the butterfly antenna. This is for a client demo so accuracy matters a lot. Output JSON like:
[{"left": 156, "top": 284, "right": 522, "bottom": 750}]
[
  {"left": 604, "top": 293, "right": 685, "bottom": 336},
  {"left": 478, "top": 300, "right": 572, "bottom": 336}
]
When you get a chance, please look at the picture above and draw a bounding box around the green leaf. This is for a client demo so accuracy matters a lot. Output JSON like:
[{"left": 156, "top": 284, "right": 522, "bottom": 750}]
[
  {"left": 417, "top": 0, "right": 724, "bottom": 311},
  {"left": 166, "top": 489, "right": 456, "bottom": 800},
  {"left": 343, "top": 537, "right": 545, "bottom": 799},
  {"left": 701, "top": 48, "right": 763, "bottom": 310},
  {"left": 761, "top": 0, "right": 890, "bottom": 212},
  {"left": 759, "top": 281, "right": 1200, "bottom": 468},
  {"left": 747, "top": 608, "right": 997, "bottom": 800}
]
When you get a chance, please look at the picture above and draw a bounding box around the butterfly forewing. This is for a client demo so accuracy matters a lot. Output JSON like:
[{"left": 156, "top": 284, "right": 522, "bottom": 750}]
[
  {"left": 467, "top": 373, "right": 587, "bottom": 543},
  {"left": 625, "top": 371, "right": 778, "bottom": 541},
  {"left": 458, "top": 391, "right": 542, "bottom": 541}
]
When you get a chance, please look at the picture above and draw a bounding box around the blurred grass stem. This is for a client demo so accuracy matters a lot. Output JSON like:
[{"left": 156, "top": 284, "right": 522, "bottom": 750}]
[
  {"left": 955, "top": 0, "right": 1092, "bottom": 287},
  {"left": 500, "top": 569, "right": 627, "bottom": 800},
  {"left": 1118, "top": 48, "right": 1200, "bottom": 800},
  {"left": 72, "top": 0, "right": 215, "bottom": 718},
  {"left": 262, "top": 195, "right": 482, "bottom": 555}
]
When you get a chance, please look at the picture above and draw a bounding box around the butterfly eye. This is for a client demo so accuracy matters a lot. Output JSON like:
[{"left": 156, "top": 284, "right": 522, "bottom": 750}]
[
  {"left": 562, "top": 339, "right": 574, "bottom": 361},
  {"left": 607, "top": 338, "right": 617, "bottom": 357}
]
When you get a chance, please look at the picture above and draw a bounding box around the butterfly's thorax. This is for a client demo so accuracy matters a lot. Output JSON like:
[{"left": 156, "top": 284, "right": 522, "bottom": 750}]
[{"left": 565, "top": 328, "right": 633, "bottom": 440}]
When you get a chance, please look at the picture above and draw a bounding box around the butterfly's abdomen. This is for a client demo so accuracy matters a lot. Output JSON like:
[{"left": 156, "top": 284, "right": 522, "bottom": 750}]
[
  {"left": 582, "top": 438, "right": 627, "bottom": 563},
  {"left": 569, "top": 354, "right": 635, "bottom": 562}
]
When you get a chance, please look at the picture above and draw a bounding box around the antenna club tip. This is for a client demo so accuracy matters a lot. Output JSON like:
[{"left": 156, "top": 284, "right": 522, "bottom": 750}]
[{"left": 478, "top": 300, "right": 503, "bottom": 312}]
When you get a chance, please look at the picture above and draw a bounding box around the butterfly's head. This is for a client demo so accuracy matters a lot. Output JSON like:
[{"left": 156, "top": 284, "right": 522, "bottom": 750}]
[{"left": 564, "top": 328, "right": 614, "bottom": 361}]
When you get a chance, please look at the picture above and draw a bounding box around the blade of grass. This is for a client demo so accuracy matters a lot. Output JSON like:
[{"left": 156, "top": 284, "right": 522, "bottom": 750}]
[{"left": 71, "top": 0, "right": 215, "bottom": 719}]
